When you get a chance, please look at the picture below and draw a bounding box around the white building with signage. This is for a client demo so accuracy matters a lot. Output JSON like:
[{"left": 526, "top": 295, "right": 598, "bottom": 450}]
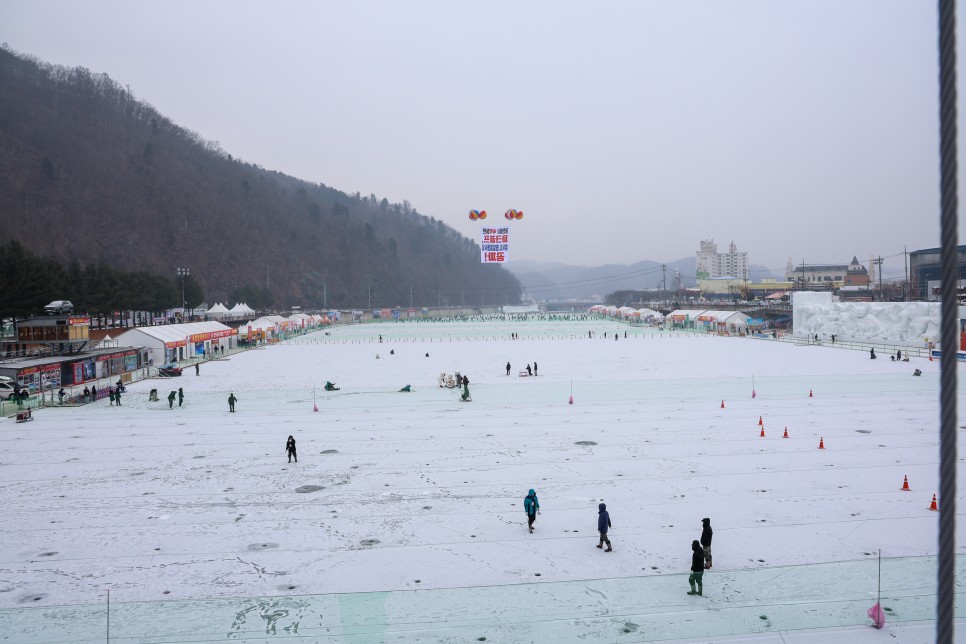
[{"left": 115, "top": 322, "right": 237, "bottom": 364}]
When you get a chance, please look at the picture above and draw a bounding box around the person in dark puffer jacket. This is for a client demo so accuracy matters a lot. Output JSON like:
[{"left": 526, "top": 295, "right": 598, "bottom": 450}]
[{"left": 596, "top": 503, "right": 612, "bottom": 551}]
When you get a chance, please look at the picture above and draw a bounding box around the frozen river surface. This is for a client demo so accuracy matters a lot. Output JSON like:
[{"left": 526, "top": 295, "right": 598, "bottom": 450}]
[{"left": 0, "top": 317, "right": 961, "bottom": 642}]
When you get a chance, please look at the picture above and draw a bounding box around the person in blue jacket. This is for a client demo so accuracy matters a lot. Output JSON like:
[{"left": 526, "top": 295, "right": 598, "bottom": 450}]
[
  {"left": 524, "top": 489, "right": 540, "bottom": 533},
  {"left": 597, "top": 503, "right": 612, "bottom": 551}
]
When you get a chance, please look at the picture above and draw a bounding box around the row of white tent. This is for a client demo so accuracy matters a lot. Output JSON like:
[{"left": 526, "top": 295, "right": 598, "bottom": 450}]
[
  {"left": 588, "top": 305, "right": 665, "bottom": 321},
  {"left": 205, "top": 303, "right": 257, "bottom": 317},
  {"left": 238, "top": 313, "right": 333, "bottom": 337},
  {"left": 666, "top": 309, "right": 752, "bottom": 333}
]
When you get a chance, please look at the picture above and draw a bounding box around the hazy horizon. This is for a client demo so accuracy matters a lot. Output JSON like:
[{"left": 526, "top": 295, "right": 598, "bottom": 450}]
[{"left": 1, "top": 1, "right": 952, "bottom": 278}]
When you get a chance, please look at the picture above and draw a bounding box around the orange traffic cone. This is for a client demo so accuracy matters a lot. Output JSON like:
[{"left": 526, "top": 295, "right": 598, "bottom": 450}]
[
  {"left": 818, "top": 437, "right": 825, "bottom": 449},
  {"left": 930, "top": 494, "right": 938, "bottom": 511},
  {"left": 901, "top": 475, "right": 910, "bottom": 491},
  {"left": 760, "top": 426, "right": 765, "bottom": 438},
  {"left": 783, "top": 426, "right": 789, "bottom": 438},
  {"left": 758, "top": 416, "right": 763, "bottom": 426},
  {"left": 809, "top": 389, "right": 813, "bottom": 398},
  {"left": 721, "top": 400, "right": 725, "bottom": 408}
]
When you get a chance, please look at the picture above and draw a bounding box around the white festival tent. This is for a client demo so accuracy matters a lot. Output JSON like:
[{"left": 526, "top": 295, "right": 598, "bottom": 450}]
[{"left": 206, "top": 303, "right": 230, "bottom": 319}]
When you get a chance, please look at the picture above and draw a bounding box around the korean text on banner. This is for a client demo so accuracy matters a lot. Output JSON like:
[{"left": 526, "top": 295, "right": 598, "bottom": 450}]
[{"left": 481, "top": 225, "right": 510, "bottom": 263}]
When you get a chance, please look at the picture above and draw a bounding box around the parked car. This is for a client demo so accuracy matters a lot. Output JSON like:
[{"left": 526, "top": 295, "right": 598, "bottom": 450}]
[
  {"left": 44, "top": 300, "right": 74, "bottom": 315},
  {"left": 0, "top": 381, "right": 18, "bottom": 400},
  {"left": 158, "top": 364, "right": 183, "bottom": 377}
]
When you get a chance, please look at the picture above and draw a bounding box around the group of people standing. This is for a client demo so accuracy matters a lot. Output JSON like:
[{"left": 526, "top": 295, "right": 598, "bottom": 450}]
[
  {"left": 524, "top": 489, "right": 715, "bottom": 595},
  {"left": 166, "top": 388, "right": 184, "bottom": 408},
  {"left": 688, "top": 518, "right": 713, "bottom": 596},
  {"left": 506, "top": 362, "right": 538, "bottom": 376}
]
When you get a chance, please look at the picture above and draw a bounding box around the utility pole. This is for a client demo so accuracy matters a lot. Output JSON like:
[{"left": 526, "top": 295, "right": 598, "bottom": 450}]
[
  {"left": 903, "top": 246, "right": 909, "bottom": 301},
  {"left": 368, "top": 284, "right": 371, "bottom": 311},
  {"left": 410, "top": 284, "right": 413, "bottom": 309},
  {"left": 323, "top": 283, "right": 327, "bottom": 310},
  {"left": 661, "top": 264, "right": 667, "bottom": 306},
  {"left": 871, "top": 256, "right": 884, "bottom": 300}
]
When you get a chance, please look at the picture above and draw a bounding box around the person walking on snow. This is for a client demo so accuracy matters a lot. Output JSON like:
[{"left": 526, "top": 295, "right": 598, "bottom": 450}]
[
  {"left": 688, "top": 540, "right": 706, "bottom": 596},
  {"left": 228, "top": 392, "right": 237, "bottom": 412},
  {"left": 286, "top": 435, "right": 297, "bottom": 463},
  {"left": 701, "top": 518, "right": 713, "bottom": 568},
  {"left": 533, "top": 362, "right": 538, "bottom": 376},
  {"left": 524, "top": 488, "right": 540, "bottom": 533},
  {"left": 167, "top": 391, "right": 176, "bottom": 409},
  {"left": 108, "top": 387, "right": 115, "bottom": 406},
  {"left": 526, "top": 364, "right": 532, "bottom": 376},
  {"left": 597, "top": 503, "right": 612, "bottom": 551},
  {"left": 178, "top": 388, "right": 184, "bottom": 407},
  {"left": 115, "top": 387, "right": 121, "bottom": 405},
  {"left": 195, "top": 363, "right": 199, "bottom": 376},
  {"left": 506, "top": 362, "right": 511, "bottom": 376}
]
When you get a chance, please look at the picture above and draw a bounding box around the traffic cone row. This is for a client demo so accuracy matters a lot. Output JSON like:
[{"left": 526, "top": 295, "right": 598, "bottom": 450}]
[
  {"left": 758, "top": 416, "right": 763, "bottom": 426},
  {"left": 783, "top": 426, "right": 789, "bottom": 438},
  {"left": 760, "top": 426, "right": 765, "bottom": 438},
  {"left": 901, "top": 475, "right": 910, "bottom": 491},
  {"left": 721, "top": 399, "right": 725, "bottom": 409},
  {"left": 818, "top": 437, "right": 825, "bottom": 449},
  {"left": 930, "top": 494, "right": 939, "bottom": 511},
  {"left": 809, "top": 389, "right": 813, "bottom": 398}
]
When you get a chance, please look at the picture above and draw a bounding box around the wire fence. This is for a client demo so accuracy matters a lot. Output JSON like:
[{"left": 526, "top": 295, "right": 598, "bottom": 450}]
[{"left": 0, "top": 555, "right": 959, "bottom": 643}]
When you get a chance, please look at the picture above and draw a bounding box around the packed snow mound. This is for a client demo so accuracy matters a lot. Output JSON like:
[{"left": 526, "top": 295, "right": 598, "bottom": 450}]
[{"left": 792, "top": 292, "right": 939, "bottom": 345}]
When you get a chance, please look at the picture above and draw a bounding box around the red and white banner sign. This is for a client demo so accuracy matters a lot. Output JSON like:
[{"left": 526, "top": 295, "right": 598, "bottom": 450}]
[{"left": 481, "top": 226, "right": 510, "bottom": 263}]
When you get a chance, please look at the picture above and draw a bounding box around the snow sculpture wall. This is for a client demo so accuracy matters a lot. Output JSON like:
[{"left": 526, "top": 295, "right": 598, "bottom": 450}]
[{"left": 792, "top": 291, "right": 940, "bottom": 346}]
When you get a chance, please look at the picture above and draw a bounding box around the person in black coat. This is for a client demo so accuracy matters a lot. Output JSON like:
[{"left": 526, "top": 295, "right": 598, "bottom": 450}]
[
  {"left": 506, "top": 362, "right": 511, "bottom": 375},
  {"left": 701, "top": 518, "right": 713, "bottom": 568},
  {"left": 688, "top": 540, "right": 705, "bottom": 596},
  {"left": 286, "top": 435, "right": 297, "bottom": 463},
  {"left": 596, "top": 503, "right": 612, "bottom": 551}
]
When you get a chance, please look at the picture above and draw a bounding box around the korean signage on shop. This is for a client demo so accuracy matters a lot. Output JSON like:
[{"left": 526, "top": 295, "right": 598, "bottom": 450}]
[{"left": 481, "top": 226, "right": 510, "bottom": 263}]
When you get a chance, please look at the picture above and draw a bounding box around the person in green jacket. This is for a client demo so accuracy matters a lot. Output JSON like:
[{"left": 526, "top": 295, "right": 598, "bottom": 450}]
[
  {"left": 399, "top": 385, "right": 412, "bottom": 392},
  {"left": 167, "top": 391, "right": 176, "bottom": 409},
  {"left": 228, "top": 392, "right": 237, "bottom": 412},
  {"left": 108, "top": 387, "right": 116, "bottom": 406}
]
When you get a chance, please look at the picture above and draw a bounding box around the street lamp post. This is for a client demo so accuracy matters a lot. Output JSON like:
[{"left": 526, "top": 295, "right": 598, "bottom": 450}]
[{"left": 177, "top": 268, "right": 189, "bottom": 321}]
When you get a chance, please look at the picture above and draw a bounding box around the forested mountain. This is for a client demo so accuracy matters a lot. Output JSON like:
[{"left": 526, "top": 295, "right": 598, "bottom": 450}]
[{"left": 0, "top": 46, "right": 522, "bottom": 311}]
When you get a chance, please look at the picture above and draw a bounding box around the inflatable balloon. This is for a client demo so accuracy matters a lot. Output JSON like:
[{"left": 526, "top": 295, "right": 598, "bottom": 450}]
[
  {"left": 478, "top": 210, "right": 487, "bottom": 219},
  {"left": 468, "top": 209, "right": 479, "bottom": 221},
  {"left": 505, "top": 209, "right": 516, "bottom": 220},
  {"left": 515, "top": 210, "right": 523, "bottom": 220}
]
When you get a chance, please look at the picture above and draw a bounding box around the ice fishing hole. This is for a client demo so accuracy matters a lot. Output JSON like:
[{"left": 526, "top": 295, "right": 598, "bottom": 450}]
[
  {"left": 295, "top": 485, "right": 325, "bottom": 493},
  {"left": 247, "top": 543, "right": 279, "bottom": 551},
  {"left": 575, "top": 441, "right": 597, "bottom": 446},
  {"left": 360, "top": 539, "right": 380, "bottom": 547},
  {"left": 321, "top": 449, "right": 339, "bottom": 454}
]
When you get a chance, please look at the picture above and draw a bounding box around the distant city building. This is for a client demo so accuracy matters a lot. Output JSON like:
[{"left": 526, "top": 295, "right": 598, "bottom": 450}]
[
  {"left": 785, "top": 257, "right": 870, "bottom": 288},
  {"left": 696, "top": 240, "right": 749, "bottom": 280},
  {"left": 909, "top": 246, "right": 966, "bottom": 300}
]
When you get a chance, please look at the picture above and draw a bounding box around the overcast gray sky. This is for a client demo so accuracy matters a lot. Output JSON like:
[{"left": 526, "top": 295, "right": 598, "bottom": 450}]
[{"left": 1, "top": 1, "right": 951, "bottom": 276}]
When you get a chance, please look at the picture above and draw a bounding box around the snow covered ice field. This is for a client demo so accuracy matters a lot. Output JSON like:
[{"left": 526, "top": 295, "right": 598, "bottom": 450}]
[{"left": 1, "top": 317, "right": 964, "bottom": 642}]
